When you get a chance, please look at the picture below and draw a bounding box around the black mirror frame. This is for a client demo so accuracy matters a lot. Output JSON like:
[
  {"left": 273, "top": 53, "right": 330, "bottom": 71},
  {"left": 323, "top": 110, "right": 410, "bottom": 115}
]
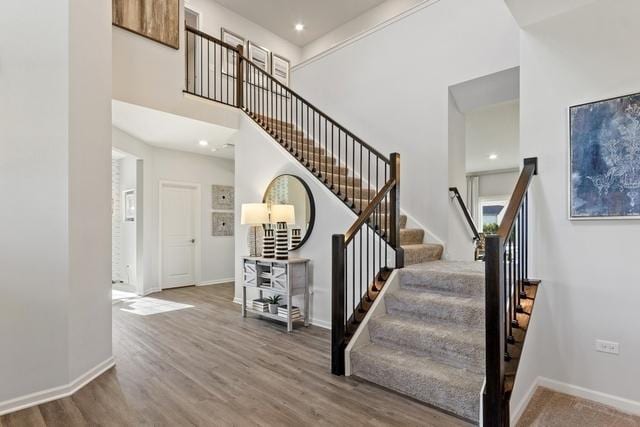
[{"left": 263, "top": 174, "right": 316, "bottom": 251}]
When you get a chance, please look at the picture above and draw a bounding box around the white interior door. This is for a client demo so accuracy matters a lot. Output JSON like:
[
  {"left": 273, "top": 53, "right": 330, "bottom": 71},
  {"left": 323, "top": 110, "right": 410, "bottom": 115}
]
[{"left": 161, "top": 184, "right": 198, "bottom": 289}]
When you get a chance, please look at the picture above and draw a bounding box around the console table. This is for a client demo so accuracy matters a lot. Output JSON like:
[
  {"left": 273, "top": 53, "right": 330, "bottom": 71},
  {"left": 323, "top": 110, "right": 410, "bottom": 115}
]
[{"left": 241, "top": 256, "right": 310, "bottom": 332}]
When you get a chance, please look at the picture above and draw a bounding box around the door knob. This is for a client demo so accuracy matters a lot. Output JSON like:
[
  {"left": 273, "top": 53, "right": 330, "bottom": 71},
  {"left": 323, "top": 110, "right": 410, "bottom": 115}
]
[{"left": 191, "top": 239, "right": 196, "bottom": 243}]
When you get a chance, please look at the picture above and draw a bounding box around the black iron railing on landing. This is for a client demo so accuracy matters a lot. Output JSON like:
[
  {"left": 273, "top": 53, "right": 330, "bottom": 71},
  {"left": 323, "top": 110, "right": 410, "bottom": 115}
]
[
  {"left": 483, "top": 157, "right": 540, "bottom": 427},
  {"left": 183, "top": 26, "right": 404, "bottom": 375}
]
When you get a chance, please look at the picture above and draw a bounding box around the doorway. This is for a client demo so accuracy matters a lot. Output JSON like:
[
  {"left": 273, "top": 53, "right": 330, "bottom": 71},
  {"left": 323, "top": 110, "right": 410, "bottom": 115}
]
[
  {"left": 112, "top": 149, "right": 143, "bottom": 296},
  {"left": 185, "top": 5, "right": 201, "bottom": 93},
  {"left": 160, "top": 181, "right": 201, "bottom": 289}
]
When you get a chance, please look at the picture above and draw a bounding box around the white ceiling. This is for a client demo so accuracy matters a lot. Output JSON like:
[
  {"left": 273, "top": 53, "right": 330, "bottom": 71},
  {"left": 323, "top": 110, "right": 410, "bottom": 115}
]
[
  {"left": 112, "top": 101, "right": 237, "bottom": 159},
  {"left": 450, "top": 67, "right": 519, "bottom": 113},
  {"left": 212, "top": 0, "right": 388, "bottom": 46}
]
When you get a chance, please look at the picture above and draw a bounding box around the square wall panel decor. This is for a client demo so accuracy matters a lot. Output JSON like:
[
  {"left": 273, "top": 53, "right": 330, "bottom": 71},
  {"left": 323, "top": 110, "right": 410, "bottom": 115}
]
[
  {"left": 112, "top": 0, "right": 180, "bottom": 49},
  {"left": 212, "top": 185, "right": 234, "bottom": 210},
  {"left": 212, "top": 212, "right": 234, "bottom": 237},
  {"left": 570, "top": 92, "right": 640, "bottom": 219}
]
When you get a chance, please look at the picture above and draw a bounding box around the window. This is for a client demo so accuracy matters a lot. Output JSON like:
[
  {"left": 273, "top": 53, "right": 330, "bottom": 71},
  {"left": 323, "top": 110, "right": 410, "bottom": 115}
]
[{"left": 478, "top": 197, "right": 509, "bottom": 234}]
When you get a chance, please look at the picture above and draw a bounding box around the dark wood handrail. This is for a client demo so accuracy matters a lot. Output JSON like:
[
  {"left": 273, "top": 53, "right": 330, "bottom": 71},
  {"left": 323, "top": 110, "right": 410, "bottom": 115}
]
[
  {"left": 185, "top": 25, "right": 390, "bottom": 164},
  {"left": 345, "top": 178, "right": 396, "bottom": 244},
  {"left": 497, "top": 158, "right": 537, "bottom": 241},
  {"left": 449, "top": 187, "right": 480, "bottom": 241}
]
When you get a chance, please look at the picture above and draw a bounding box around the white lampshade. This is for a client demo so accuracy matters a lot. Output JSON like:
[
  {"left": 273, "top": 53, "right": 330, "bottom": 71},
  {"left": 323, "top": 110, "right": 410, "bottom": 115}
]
[
  {"left": 241, "top": 203, "right": 269, "bottom": 225},
  {"left": 271, "top": 204, "right": 296, "bottom": 225}
]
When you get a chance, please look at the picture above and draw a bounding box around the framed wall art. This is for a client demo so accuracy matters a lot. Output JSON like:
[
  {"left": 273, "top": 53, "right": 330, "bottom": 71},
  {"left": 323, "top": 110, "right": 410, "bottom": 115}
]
[
  {"left": 221, "top": 28, "right": 245, "bottom": 76},
  {"left": 247, "top": 41, "right": 270, "bottom": 71},
  {"left": 212, "top": 185, "right": 234, "bottom": 210},
  {"left": 212, "top": 212, "right": 234, "bottom": 236},
  {"left": 112, "top": 0, "right": 180, "bottom": 49},
  {"left": 271, "top": 53, "right": 290, "bottom": 86},
  {"left": 123, "top": 189, "right": 136, "bottom": 222},
  {"left": 569, "top": 92, "right": 640, "bottom": 219}
]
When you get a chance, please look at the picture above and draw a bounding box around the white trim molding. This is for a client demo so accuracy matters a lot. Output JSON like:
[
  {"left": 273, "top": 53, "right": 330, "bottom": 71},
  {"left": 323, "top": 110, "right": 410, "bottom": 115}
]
[
  {"left": 0, "top": 357, "right": 115, "bottom": 416},
  {"left": 198, "top": 278, "right": 235, "bottom": 286},
  {"left": 511, "top": 376, "right": 640, "bottom": 424}
]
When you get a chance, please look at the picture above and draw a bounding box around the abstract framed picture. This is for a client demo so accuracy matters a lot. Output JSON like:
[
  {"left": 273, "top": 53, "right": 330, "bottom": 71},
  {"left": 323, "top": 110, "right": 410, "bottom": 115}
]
[
  {"left": 221, "top": 28, "right": 244, "bottom": 77},
  {"left": 112, "top": 0, "right": 180, "bottom": 49},
  {"left": 569, "top": 92, "right": 640, "bottom": 219}
]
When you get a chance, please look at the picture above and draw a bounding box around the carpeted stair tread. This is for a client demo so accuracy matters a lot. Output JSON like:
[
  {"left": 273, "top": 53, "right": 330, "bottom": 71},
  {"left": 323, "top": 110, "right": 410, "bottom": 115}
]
[
  {"left": 402, "top": 243, "right": 443, "bottom": 265},
  {"left": 368, "top": 315, "right": 484, "bottom": 373},
  {"left": 398, "top": 261, "right": 484, "bottom": 297},
  {"left": 400, "top": 228, "right": 424, "bottom": 245},
  {"left": 351, "top": 343, "right": 483, "bottom": 421},
  {"left": 385, "top": 288, "right": 483, "bottom": 327}
]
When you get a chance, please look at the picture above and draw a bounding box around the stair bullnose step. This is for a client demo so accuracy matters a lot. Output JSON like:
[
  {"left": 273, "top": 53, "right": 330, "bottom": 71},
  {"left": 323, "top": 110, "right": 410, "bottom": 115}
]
[
  {"left": 384, "top": 289, "right": 484, "bottom": 327},
  {"left": 398, "top": 261, "right": 485, "bottom": 296},
  {"left": 351, "top": 343, "right": 483, "bottom": 422},
  {"left": 402, "top": 244, "right": 443, "bottom": 265},
  {"left": 368, "top": 315, "right": 485, "bottom": 373}
]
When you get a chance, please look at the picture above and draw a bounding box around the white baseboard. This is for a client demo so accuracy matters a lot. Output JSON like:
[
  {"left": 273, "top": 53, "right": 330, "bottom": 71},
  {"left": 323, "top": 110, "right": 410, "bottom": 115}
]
[
  {"left": 198, "top": 278, "right": 234, "bottom": 286},
  {"left": 0, "top": 356, "right": 115, "bottom": 416},
  {"left": 538, "top": 377, "right": 640, "bottom": 416},
  {"left": 142, "top": 287, "right": 161, "bottom": 296},
  {"left": 510, "top": 377, "right": 541, "bottom": 425},
  {"left": 233, "top": 297, "right": 330, "bottom": 329},
  {"left": 511, "top": 376, "right": 640, "bottom": 424}
]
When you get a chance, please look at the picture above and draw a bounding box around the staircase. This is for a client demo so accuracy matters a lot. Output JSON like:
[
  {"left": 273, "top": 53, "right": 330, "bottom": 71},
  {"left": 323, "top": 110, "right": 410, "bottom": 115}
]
[
  {"left": 351, "top": 261, "right": 485, "bottom": 422},
  {"left": 183, "top": 26, "right": 541, "bottom": 426}
]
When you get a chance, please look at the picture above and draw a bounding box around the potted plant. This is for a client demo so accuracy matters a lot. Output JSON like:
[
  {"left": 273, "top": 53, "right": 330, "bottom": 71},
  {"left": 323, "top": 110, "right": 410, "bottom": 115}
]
[{"left": 266, "top": 295, "right": 281, "bottom": 314}]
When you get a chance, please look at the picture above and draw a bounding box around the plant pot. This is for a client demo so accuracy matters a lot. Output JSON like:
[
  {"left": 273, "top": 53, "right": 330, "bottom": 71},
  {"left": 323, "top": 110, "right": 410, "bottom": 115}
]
[{"left": 269, "top": 304, "right": 279, "bottom": 314}]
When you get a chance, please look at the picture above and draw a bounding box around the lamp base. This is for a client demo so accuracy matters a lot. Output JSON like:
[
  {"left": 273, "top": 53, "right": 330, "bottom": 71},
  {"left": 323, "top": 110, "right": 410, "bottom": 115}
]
[{"left": 247, "top": 225, "right": 264, "bottom": 257}]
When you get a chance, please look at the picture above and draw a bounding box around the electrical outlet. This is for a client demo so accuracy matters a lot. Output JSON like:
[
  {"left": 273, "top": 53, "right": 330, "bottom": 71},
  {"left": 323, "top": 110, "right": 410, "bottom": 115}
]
[{"left": 596, "top": 339, "right": 619, "bottom": 355}]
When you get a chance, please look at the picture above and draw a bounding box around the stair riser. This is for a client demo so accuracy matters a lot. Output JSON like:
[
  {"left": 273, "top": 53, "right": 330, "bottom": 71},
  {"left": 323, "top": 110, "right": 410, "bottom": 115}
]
[
  {"left": 384, "top": 294, "right": 483, "bottom": 328},
  {"left": 400, "top": 229, "right": 424, "bottom": 245},
  {"left": 403, "top": 245, "right": 443, "bottom": 265},
  {"left": 398, "top": 269, "right": 484, "bottom": 297},
  {"left": 368, "top": 321, "right": 484, "bottom": 374}
]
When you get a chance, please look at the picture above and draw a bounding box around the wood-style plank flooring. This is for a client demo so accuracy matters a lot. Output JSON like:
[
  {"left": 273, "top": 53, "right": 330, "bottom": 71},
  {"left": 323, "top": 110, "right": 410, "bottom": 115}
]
[{"left": 0, "top": 283, "right": 469, "bottom": 427}]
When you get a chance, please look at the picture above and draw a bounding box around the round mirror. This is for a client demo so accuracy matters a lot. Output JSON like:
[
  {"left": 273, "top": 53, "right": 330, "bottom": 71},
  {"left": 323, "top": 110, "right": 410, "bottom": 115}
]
[{"left": 263, "top": 174, "right": 315, "bottom": 250}]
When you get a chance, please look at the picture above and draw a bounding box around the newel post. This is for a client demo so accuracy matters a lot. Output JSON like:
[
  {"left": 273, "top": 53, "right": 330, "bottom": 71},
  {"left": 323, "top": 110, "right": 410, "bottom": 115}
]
[
  {"left": 236, "top": 45, "right": 244, "bottom": 109},
  {"left": 484, "top": 234, "right": 507, "bottom": 426},
  {"left": 389, "top": 153, "right": 404, "bottom": 268},
  {"left": 331, "top": 234, "right": 346, "bottom": 375}
]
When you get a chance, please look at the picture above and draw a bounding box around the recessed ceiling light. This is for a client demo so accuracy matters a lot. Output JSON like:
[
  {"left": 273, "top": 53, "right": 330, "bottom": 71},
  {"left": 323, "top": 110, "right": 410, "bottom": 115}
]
[
  {"left": 199, "top": 140, "right": 209, "bottom": 147},
  {"left": 489, "top": 154, "right": 498, "bottom": 160},
  {"left": 210, "top": 148, "right": 218, "bottom": 152},
  {"left": 295, "top": 23, "right": 304, "bottom": 32}
]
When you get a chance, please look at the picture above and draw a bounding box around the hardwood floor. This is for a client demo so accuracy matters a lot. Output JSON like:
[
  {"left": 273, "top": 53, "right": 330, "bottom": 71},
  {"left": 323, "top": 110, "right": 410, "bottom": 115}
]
[{"left": 0, "top": 283, "right": 470, "bottom": 427}]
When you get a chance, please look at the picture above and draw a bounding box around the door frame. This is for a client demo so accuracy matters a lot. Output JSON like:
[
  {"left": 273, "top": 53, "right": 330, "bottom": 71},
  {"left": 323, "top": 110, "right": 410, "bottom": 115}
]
[{"left": 159, "top": 180, "right": 202, "bottom": 290}]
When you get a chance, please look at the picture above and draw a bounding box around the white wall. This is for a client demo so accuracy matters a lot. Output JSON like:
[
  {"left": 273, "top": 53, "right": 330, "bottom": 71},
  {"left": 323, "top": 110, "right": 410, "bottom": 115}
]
[
  {"left": 448, "top": 93, "right": 475, "bottom": 261},
  {"left": 477, "top": 170, "right": 519, "bottom": 199},
  {"left": 300, "top": 0, "right": 425, "bottom": 62},
  {"left": 0, "top": 0, "right": 112, "bottom": 412},
  {"left": 112, "top": 128, "right": 235, "bottom": 294},
  {"left": 233, "top": 115, "right": 355, "bottom": 328},
  {"left": 292, "top": 0, "right": 519, "bottom": 254},
  {"left": 465, "top": 100, "right": 520, "bottom": 173},
  {"left": 512, "top": 0, "right": 640, "bottom": 416}
]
